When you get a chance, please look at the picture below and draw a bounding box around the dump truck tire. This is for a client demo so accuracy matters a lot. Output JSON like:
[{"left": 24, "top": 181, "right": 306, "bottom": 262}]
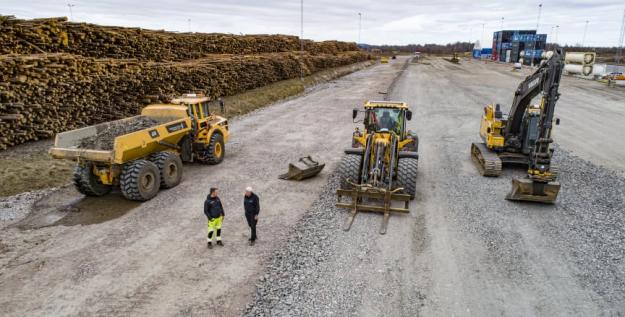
[
  {"left": 339, "top": 154, "right": 362, "bottom": 189},
  {"left": 120, "top": 159, "right": 161, "bottom": 201},
  {"left": 73, "top": 162, "right": 112, "bottom": 197},
  {"left": 149, "top": 152, "right": 183, "bottom": 189},
  {"left": 200, "top": 133, "right": 225, "bottom": 165},
  {"left": 396, "top": 157, "right": 418, "bottom": 199}
]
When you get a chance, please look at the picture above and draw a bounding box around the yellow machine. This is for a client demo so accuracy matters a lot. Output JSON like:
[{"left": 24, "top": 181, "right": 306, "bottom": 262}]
[
  {"left": 450, "top": 52, "right": 460, "bottom": 63},
  {"left": 336, "top": 101, "right": 419, "bottom": 234},
  {"left": 471, "top": 48, "right": 564, "bottom": 203},
  {"left": 380, "top": 56, "right": 390, "bottom": 64},
  {"left": 49, "top": 94, "right": 229, "bottom": 201}
]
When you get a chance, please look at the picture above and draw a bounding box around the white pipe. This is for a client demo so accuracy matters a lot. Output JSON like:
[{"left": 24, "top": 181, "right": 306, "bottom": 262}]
[
  {"left": 565, "top": 52, "right": 595, "bottom": 65},
  {"left": 564, "top": 64, "right": 593, "bottom": 76}
]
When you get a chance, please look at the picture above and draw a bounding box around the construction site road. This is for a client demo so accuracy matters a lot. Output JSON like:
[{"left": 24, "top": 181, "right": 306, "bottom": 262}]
[
  {"left": 2, "top": 56, "right": 625, "bottom": 316},
  {"left": 245, "top": 57, "right": 625, "bottom": 316}
]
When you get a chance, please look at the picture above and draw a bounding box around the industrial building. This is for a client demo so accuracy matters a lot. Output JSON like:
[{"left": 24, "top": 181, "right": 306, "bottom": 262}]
[{"left": 492, "top": 30, "right": 547, "bottom": 65}]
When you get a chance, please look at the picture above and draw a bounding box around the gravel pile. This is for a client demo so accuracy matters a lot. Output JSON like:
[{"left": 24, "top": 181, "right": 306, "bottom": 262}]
[
  {"left": 78, "top": 116, "right": 159, "bottom": 150},
  {"left": 0, "top": 188, "right": 54, "bottom": 226}
]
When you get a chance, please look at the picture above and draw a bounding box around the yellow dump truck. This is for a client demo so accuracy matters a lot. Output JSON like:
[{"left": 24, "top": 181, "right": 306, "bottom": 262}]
[
  {"left": 380, "top": 56, "right": 390, "bottom": 64},
  {"left": 49, "top": 94, "right": 229, "bottom": 201}
]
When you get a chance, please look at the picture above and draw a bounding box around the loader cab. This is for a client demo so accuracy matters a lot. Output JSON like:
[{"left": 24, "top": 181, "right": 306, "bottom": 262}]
[{"left": 362, "top": 101, "right": 411, "bottom": 138}]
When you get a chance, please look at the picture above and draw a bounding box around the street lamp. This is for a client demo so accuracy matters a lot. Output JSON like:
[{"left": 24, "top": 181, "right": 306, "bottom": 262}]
[
  {"left": 532, "top": 3, "right": 542, "bottom": 67},
  {"left": 67, "top": 3, "right": 75, "bottom": 21},
  {"left": 582, "top": 20, "right": 589, "bottom": 47},
  {"left": 187, "top": 18, "right": 191, "bottom": 33},
  {"left": 358, "top": 13, "right": 362, "bottom": 44}
]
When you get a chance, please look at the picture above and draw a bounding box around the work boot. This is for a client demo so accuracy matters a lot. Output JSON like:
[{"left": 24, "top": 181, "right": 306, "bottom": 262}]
[
  {"left": 207, "top": 242, "right": 212, "bottom": 249},
  {"left": 216, "top": 240, "right": 224, "bottom": 246}
]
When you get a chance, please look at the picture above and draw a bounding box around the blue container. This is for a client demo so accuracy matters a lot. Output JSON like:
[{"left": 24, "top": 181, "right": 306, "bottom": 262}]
[{"left": 472, "top": 49, "right": 481, "bottom": 58}]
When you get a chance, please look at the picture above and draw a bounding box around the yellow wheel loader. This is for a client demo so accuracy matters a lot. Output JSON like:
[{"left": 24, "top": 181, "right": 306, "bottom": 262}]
[
  {"left": 336, "top": 101, "right": 419, "bottom": 234},
  {"left": 49, "top": 94, "right": 229, "bottom": 201},
  {"left": 471, "top": 47, "right": 564, "bottom": 203}
]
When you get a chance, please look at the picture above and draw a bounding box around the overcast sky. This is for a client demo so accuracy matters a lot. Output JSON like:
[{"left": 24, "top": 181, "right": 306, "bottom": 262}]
[{"left": 2, "top": 1, "right": 624, "bottom": 47}]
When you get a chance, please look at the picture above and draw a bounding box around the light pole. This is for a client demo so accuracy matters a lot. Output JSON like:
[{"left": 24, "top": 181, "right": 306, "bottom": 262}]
[
  {"left": 67, "top": 3, "right": 75, "bottom": 21},
  {"left": 532, "top": 3, "right": 542, "bottom": 67},
  {"left": 481, "top": 23, "right": 485, "bottom": 48},
  {"left": 501, "top": 17, "right": 504, "bottom": 30},
  {"left": 617, "top": 9, "right": 625, "bottom": 64},
  {"left": 300, "top": 0, "right": 304, "bottom": 79},
  {"left": 187, "top": 18, "right": 191, "bottom": 33},
  {"left": 555, "top": 25, "right": 559, "bottom": 44},
  {"left": 358, "top": 12, "right": 362, "bottom": 44},
  {"left": 582, "top": 20, "right": 589, "bottom": 47},
  {"left": 300, "top": 0, "right": 304, "bottom": 52}
]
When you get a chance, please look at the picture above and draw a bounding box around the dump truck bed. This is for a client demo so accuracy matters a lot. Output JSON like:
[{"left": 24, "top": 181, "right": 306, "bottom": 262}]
[{"left": 49, "top": 115, "right": 192, "bottom": 164}]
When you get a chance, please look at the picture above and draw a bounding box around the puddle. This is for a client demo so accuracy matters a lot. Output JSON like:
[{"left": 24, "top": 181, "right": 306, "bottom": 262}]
[{"left": 16, "top": 186, "right": 140, "bottom": 229}]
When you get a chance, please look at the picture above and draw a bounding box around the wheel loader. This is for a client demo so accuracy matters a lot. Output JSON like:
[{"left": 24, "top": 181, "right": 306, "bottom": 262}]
[
  {"left": 470, "top": 47, "right": 564, "bottom": 203},
  {"left": 49, "top": 94, "right": 229, "bottom": 201},
  {"left": 336, "top": 101, "right": 419, "bottom": 234}
]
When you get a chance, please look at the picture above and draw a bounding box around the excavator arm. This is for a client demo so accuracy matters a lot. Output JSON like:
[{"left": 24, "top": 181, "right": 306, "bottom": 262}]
[{"left": 504, "top": 48, "right": 563, "bottom": 148}]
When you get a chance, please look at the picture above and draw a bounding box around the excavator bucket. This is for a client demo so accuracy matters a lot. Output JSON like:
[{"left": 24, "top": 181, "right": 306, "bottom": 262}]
[
  {"left": 505, "top": 177, "right": 560, "bottom": 204},
  {"left": 278, "top": 156, "right": 325, "bottom": 181},
  {"left": 336, "top": 184, "right": 411, "bottom": 234}
]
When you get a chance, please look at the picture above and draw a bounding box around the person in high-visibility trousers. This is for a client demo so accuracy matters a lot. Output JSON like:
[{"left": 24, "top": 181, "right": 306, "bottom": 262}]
[{"left": 204, "top": 187, "right": 225, "bottom": 248}]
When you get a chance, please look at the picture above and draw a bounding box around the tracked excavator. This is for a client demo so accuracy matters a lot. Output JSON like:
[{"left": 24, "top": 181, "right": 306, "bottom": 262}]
[
  {"left": 470, "top": 47, "right": 564, "bottom": 204},
  {"left": 336, "top": 101, "right": 419, "bottom": 234}
]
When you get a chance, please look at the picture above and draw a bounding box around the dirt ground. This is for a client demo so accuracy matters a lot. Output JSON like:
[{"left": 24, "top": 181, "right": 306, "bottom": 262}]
[
  {"left": 0, "top": 59, "right": 402, "bottom": 316},
  {"left": 2, "top": 56, "right": 625, "bottom": 316}
]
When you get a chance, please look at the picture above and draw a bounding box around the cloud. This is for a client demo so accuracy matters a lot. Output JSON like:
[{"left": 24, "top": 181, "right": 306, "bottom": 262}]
[{"left": 1, "top": 0, "right": 623, "bottom": 46}]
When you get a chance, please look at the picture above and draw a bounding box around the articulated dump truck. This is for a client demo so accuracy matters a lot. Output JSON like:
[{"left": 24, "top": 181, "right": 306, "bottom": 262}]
[{"left": 49, "top": 94, "right": 229, "bottom": 201}]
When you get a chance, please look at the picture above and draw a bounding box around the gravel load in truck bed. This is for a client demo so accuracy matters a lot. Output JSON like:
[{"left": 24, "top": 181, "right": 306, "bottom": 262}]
[{"left": 78, "top": 116, "right": 159, "bottom": 151}]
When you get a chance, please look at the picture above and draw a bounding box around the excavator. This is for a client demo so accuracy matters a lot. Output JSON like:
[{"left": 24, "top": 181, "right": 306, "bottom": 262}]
[{"left": 470, "top": 47, "right": 564, "bottom": 204}]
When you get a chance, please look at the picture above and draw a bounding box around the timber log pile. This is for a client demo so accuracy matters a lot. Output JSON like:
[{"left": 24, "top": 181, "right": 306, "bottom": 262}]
[
  {"left": 0, "top": 16, "right": 358, "bottom": 60},
  {"left": 0, "top": 16, "right": 369, "bottom": 150}
]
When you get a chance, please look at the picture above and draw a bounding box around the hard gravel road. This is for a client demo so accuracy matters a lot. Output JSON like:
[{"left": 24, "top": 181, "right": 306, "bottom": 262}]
[
  {"left": 2, "top": 56, "right": 625, "bottom": 317},
  {"left": 245, "top": 57, "right": 625, "bottom": 316},
  {"left": 0, "top": 61, "right": 404, "bottom": 316}
]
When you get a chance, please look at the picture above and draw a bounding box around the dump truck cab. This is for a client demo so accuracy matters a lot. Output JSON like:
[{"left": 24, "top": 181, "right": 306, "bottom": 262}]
[{"left": 168, "top": 94, "right": 230, "bottom": 163}]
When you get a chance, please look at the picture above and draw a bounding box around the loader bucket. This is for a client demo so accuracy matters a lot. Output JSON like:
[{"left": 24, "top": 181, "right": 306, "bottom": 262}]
[
  {"left": 336, "top": 185, "right": 411, "bottom": 234},
  {"left": 278, "top": 156, "right": 325, "bottom": 181},
  {"left": 505, "top": 177, "right": 560, "bottom": 204}
]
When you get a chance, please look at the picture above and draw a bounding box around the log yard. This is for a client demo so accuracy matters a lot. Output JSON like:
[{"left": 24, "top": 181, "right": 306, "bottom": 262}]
[{"left": 1, "top": 2, "right": 625, "bottom": 316}]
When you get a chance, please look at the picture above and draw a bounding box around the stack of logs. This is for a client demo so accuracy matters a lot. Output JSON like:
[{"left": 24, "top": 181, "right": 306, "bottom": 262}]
[
  {"left": 0, "top": 16, "right": 358, "bottom": 60},
  {"left": 0, "top": 16, "right": 369, "bottom": 150}
]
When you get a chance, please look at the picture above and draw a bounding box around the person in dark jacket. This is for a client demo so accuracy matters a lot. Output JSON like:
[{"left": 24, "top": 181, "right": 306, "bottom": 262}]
[
  {"left": 204, "top": 187, "right": 225, "bottom": 248},
  {"left": 243, "top": 186, "right": 260, "bottom": 245}
]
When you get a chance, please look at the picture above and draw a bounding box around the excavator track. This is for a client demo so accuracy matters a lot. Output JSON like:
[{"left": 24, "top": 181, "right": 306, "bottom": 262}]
[{"left": 471, "top": 142, "right": 502, "bottom": 177}]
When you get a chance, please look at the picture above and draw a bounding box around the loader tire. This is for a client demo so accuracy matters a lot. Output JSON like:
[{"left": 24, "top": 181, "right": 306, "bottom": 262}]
[
  {"left": 149, "top": 151, "right": 183, "bottom": 189},
  {"left": 396, "top": 157, "right": 418, "bottom": 199},
  {"left": 73, "top": 162, "right": 112, "bottom": 197},
  {"left": 199, "top": 133, "right": 225, "bottom": 165},
  {"left": 338, "top": 154, "right": 362, "bottom": 189},
  {"left": 120, "top": 159, "right": 161, "bottom": 201}
]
